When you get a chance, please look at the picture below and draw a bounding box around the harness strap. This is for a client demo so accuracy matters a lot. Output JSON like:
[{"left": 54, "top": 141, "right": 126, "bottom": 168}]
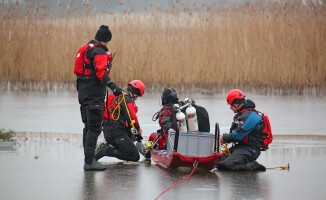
[
  {"left": 82, "top": 43, "right": 99, "bottom": 76},
  {"left": 111, "top": 93, "right": 137, "bottom": 130},
  {"left": 106, "top": 91, "right": 118, "bottom": 122},
  {"left": 107, "top": 94, "right": 117, "bottom": 121}
]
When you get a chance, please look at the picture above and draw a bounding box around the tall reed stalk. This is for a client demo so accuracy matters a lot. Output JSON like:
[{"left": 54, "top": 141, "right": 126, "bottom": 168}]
[{"left": 0, "top": 0, "right": 325, "bottom": 95}]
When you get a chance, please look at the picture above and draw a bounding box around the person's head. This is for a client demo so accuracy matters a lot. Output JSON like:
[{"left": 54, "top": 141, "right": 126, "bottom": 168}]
[
  {"left": 226, "top": 89, "right": 246, "bottom": 113},
  {"left": 95, "top": 25, "right": 112, "bottom": 45},
  {"left": 161, "top": 88, "right": 178, "bottom": 106},
  {"left": 126, "top": 80, "right": 145, "bottom": 99}
]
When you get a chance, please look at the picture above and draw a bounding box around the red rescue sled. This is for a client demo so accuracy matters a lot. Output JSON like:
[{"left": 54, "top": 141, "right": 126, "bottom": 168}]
[
  {"left": 151, "top": 123, "right": 223, "bottom": 170},
  {"left": 151, "top": 151, "right": 222, "bottom": 170}
]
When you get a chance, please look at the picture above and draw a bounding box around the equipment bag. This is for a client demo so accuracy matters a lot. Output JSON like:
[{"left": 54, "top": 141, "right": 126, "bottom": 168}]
[
  {"left": 255, "top": 111, "right": 273, "bottom": 151},
  {"left": 74, "top": 43, "right": 99, "bottom": 76}
]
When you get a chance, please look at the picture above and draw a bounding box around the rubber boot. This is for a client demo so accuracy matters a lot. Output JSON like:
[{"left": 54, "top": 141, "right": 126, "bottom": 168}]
[
  {"left": 144, "top": 151, "right": 151, "bottom": 159},
  {"left": 83, "top": 159, "right": 107, "bottom": 171},
  {"left": 252, "top": 161, "right": 266, "bottom": 171},
  {"left": 95, "top": 143, "right": 114, "bottom": 160}
]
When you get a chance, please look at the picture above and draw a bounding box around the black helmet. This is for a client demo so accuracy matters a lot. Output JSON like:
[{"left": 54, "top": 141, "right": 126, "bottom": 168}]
[{"left": 161, "top": 88, "right": 178, "bottom": 105}]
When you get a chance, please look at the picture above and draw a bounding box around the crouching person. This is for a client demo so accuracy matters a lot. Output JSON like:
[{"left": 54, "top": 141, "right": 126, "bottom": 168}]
[
  {"left": 95, "top": 80, "right": 145, "bottom": 162},
  {"left": 149, "top": 88, "right": 179, "bottom": 150},
  {"left": 217, "top": 89, "right": 266, "bottom": 171},
  {"left": 136, "top": 88, "right": 179, "bottom": 160}
]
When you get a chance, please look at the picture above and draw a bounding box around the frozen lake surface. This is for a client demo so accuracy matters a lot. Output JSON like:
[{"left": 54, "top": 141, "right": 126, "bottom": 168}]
[
  {"left": 0, "top": 91, "right": 325, "bottom": 136},
  {"left": 0, "top": 91, "right": 326, "bottom": 200},
  {"left": 0, "top": 132, "right": 325, "bottom": 200}
]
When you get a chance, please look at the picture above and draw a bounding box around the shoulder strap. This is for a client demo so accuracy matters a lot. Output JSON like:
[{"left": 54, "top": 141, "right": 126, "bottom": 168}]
[
  {"left": 240, "top": 108, "right": 256, "bottom": 113},
  {"left": 82, "top": 43, "right": 101, "bottom": 76},
  {"left": 106, "top": 94, "right": 118, "bottom": 121},
  {"left": 162, "top": 106, "right": 174, "bottom": 116}
]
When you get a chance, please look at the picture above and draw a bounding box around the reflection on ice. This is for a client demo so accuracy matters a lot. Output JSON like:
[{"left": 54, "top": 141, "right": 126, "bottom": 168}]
[{"left": 1, "top": 131, "right": 326, "bottom": 200}]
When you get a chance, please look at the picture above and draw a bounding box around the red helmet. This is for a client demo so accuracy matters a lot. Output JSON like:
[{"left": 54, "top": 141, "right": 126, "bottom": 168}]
[
  {"left": 226, "top": 89, "right": 245, "bottom": 105},
  {"left": 128, "top": 80, "right": 145, "bottom": 96}
]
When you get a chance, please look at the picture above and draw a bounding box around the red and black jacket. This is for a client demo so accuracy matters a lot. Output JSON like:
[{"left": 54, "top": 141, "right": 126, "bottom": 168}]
[
  {"left": 83, "top": 40, "right": 113, "bottom": 82},
  {"left": 158, "top": 107, "right": 175, "bottom": 140},
  {"left": 104, "top": 93, "right": 140, "bottom": 131}
]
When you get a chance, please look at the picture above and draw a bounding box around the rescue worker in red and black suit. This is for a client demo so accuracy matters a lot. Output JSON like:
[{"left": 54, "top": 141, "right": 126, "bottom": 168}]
[
  {"left": 217, "top": 89, "right": 266, "bottom": 171},
  {"left": 95, "top": 80, "right": 145, "bottom": 162},
  {"left": 77, "top": 25, "right": 122, "bottom": 171},
  {"left": 149, "top": 88, "right": 179, "bottom": 150}
]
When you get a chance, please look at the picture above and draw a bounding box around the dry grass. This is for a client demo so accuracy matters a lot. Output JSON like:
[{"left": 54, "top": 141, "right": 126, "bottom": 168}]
[{"left": 0, "top": 0, "right": 325, "bottom": 95}]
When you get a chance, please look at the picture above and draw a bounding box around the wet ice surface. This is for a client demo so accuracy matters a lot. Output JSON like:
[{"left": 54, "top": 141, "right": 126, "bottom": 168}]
[
  {"left": 0, "top": 91, "right": 326, "bottom": 135},
  {"left": 1, "top": 92, "right": 326, "bottom": 200},
  {"left": 0, "top": 133, "right": 326, "bottom": 200}
]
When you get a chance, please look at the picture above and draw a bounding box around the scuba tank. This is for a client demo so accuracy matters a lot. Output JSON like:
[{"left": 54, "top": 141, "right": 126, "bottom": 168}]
[
  {"left": 176, "top": 110, "right": 187, "bottom": 132},
  {"left": 186, "top": 104, "right": 198, "bottom": 132}
]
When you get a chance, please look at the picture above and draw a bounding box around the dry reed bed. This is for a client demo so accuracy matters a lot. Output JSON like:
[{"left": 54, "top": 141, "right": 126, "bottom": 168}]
[{"left": 0, "top": 1, "right": 325, "bottom": 95}]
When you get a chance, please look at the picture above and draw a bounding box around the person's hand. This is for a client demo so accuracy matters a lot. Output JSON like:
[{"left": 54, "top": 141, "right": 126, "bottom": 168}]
[
  {"left": 112, "top": 86, "right": 122, "bottom": 96},
  {"left": 220, "top": 136, "right": 225, "bottom": 144},
  {"left": 137, "top": 128, "right": 142, "bottom": 136},
  {"left": 107, "top": 81, "right": 122, "bottom": 96},
  {"left": 135, "top": 131, "right": 143, "bottom": 142},
  {"left": 135, "top": 134, "right": 143, "bottom": 142}
]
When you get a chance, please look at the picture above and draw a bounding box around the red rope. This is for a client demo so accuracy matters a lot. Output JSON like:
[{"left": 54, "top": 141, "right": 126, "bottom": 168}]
[{"left": 154, "top": 165, "right": 197, "bottom": 200}]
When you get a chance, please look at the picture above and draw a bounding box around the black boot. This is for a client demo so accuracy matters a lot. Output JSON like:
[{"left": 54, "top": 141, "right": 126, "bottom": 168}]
[
  {"left": 255, "top": 161, "right": 266, "bottom": 171},
  {"left": 249, "top": 161, "right": 266, "bottom": 171},
  {"left": 83, "top": 159, "right": 107, "bottom": 171},
  {"left": 95, "top": 143, "right": 115, "bottom": 160},
  {"left": 144, "top": 150, "right": 151, "bottom": 159}
]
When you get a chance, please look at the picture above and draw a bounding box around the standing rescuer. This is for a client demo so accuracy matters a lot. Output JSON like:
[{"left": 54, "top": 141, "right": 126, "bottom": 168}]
[
  {"left": 217, "top": 89, "right": 266, "bottom": 171},
  {"left": 75, "top": 25, "right": 122, "bottom": 171},
  {"left": 95, "top": 80, "right": 145, "bottom": 162}
]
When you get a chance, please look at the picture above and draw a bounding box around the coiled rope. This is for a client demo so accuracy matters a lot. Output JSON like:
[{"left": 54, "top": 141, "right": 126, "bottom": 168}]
[
  {"left": 111, "top": 92, "right": 136, "bottom": 130},
  {"left": 221, "top": 143, "right": 230, "bottom": 156}
]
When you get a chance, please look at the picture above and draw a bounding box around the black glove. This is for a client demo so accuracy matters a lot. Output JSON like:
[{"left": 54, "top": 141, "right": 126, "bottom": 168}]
[
  {"left": 135, "top": 134, "right": 143, "bottom": 142},
  {"left": 107, "top": 81, "right": 122, "bottom": 96},
  {"left": 144, "top": 151, "right": 151, "bottom": 159},
  {"left": 112, "top": 86, "right": 122, "bottom": 96}
]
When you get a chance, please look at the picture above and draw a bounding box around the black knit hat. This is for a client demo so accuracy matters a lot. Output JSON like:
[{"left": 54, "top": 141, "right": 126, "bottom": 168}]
[{"left": 95, "top": 25, "right": 112, "bottom": 42}]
